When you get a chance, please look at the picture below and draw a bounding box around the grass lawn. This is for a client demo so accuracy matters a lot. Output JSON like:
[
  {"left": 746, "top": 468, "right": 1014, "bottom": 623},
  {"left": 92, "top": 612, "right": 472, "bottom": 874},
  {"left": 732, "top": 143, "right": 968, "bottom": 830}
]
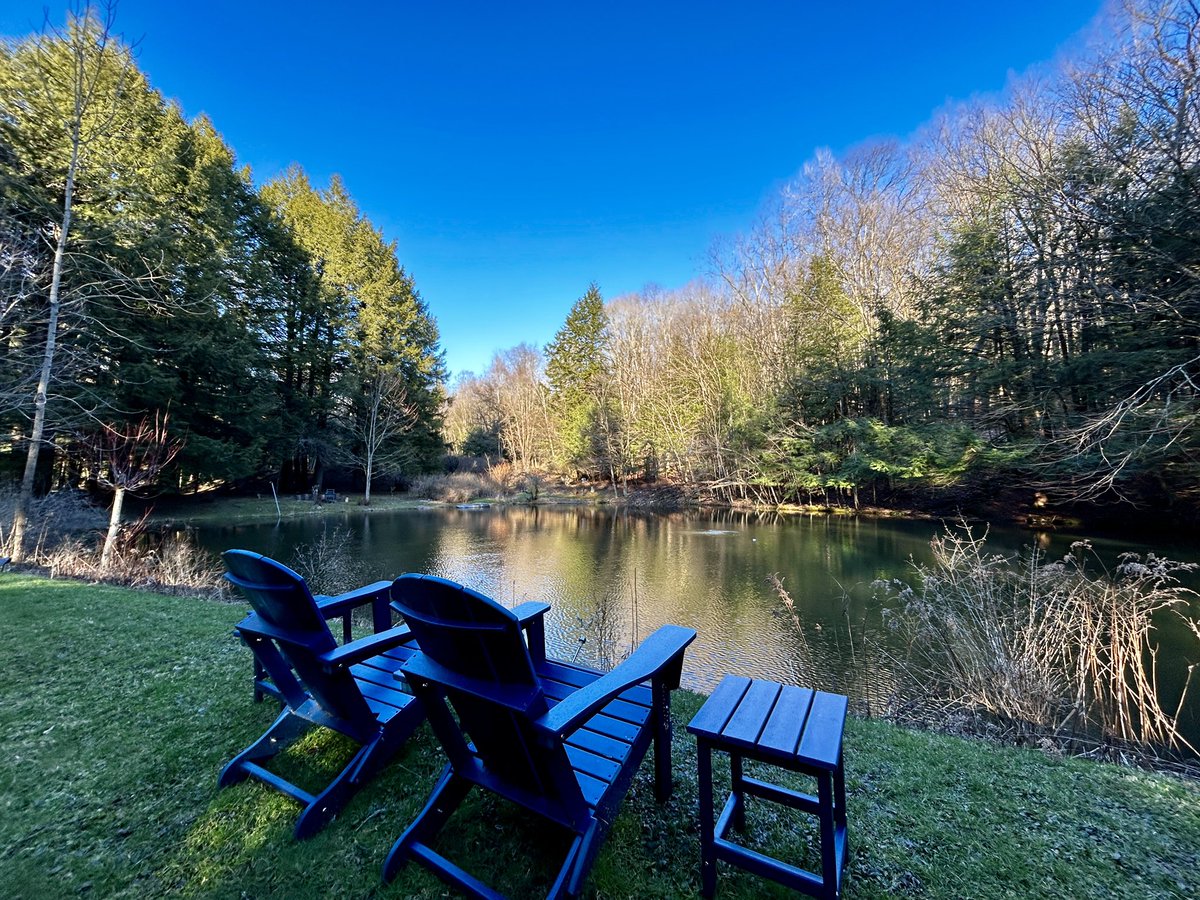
[
  {"left": 1, "top": 573, "right": 1198, "bottom": 899},
  {"left": 148, "top": 488, "right": 628, "bottom": 529},
  {"left": 148, "top": 493, "right": 438, "bottom": 527}
]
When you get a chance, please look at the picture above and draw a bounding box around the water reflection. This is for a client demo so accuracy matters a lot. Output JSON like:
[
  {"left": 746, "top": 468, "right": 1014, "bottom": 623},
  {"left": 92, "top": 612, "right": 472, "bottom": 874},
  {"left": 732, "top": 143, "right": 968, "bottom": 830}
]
[{"left": 195, "top": 506, "right": 1200, "bottom": 741}]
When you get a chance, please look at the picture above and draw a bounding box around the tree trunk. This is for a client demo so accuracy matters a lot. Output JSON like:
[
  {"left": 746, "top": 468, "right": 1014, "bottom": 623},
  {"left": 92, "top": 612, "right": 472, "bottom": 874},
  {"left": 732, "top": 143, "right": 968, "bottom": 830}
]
[
  {"left": 100, "top": 486, "right": 125, "bottom": 573},
  {"left": 363, "top": 452, "right": 373, "bottom": 505},
  {"left": 9, "top": 126, "right": 78, "bottom": 562}
]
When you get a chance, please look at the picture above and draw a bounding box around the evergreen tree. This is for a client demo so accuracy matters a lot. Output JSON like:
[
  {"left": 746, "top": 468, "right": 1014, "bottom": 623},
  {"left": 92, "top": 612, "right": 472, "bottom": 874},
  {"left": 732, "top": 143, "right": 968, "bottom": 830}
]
[
  {"left": 261, "top": 168, "right": 445, "bottom": 492},
  {"left": 545, "top": 283, "right": 612, "bottom": 475}
]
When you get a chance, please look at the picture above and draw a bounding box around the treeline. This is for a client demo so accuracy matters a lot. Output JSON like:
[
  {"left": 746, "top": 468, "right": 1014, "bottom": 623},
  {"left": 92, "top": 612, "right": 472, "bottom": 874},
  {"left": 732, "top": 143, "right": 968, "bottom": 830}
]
[
  {"left": 447, "top": 0, "right": 1200, "bottom": 519},
  {"left": 1, "top": 6, "right": 445, "bottom": 535}
]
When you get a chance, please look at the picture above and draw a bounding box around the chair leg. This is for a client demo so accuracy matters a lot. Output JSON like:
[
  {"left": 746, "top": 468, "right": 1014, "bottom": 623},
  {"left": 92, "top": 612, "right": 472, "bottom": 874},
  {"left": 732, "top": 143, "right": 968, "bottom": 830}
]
[
  {"left": 218, "top": 708, "right": 309, "bottom": 787},
  {"left": 294, "top": 740, "right": 374, "bottom": 840},
  {"left": 652, "top": 678, "right": 674, "bottom": 802},
  {"left": 294, "top": 711, "right": 419, "bottom": 840},
  {"left": 561, "top": 819, "right": 600, "bottom": 898},
  {"left": 346, "top": 705, "right": 422, "bottom": 786},
  {"left": 383, "top": 766, "right": 472, "bottom": 883}
]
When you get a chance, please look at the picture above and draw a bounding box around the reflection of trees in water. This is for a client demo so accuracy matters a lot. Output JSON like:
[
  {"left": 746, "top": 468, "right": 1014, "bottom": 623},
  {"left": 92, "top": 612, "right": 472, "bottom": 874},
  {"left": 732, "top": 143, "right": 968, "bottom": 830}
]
[
  {"left": 203, "top": 507, "right": 1200, "bottom": 744},
  {"left": 436, "top": 506, "right": 938, "bottom": 693}
]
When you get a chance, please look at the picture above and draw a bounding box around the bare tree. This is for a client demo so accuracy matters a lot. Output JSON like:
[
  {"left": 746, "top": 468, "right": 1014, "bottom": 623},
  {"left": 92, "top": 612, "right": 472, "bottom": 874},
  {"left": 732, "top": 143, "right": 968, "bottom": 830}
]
[
  {"left": 443, "top": 371, "right": 502, "bottom": 454},
  {"left": 338, "top": 368, "right": 417, "bottom": 505},
  {"left": 6, "top": 1, "right": 133, "bottom": 561},
  {"left": 0, "top": 221, "right": 47, "bottom": 416},
  {"left": 82, "top": 414, "right": 182, "bottom": 572},
  {"left": 488, "top": 344, "right": 554, "bottom": 468},
  {"left": 1056, "top": 0, "right": 1200, "bottom": 497}
]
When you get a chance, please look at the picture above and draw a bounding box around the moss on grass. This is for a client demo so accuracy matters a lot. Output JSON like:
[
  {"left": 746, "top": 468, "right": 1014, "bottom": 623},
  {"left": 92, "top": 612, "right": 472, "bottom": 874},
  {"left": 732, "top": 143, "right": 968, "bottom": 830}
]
[{"left": 1, "top": 574, "right": 1197, "bottom": 898}]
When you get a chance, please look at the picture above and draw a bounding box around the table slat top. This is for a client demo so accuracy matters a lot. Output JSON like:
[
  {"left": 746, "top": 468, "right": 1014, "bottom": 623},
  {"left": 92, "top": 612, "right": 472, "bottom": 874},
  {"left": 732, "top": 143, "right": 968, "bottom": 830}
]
[{"left": 688, "top": 675, "right": 847, "bottom": 769}]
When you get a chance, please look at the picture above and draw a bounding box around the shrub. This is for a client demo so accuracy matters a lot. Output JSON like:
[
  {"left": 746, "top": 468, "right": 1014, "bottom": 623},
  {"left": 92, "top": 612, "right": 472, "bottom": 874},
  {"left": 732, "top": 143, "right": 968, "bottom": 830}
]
[
  {"left": 875, "top": 523, "right": 1199, "bottom": 753},
  {"left": 39, "top": 527, "right": 225, "bottom": 597},
  {"left": 407, "top": 471, "right": 504, "bottom": 503},
  {"left": 487, "top": 459, "right": 516, "bottom": 491},
  {"left": 0, "top": 488, "right": 105, "bottom": 555},
  {"left": 290, "top": 526, "right": 365, "bottom": 596}
]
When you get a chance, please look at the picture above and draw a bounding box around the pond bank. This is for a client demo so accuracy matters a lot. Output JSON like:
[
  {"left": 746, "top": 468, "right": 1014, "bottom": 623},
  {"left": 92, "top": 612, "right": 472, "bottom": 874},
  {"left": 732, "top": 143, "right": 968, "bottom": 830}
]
[
  {"left": 2, "top": 574, "right": 1197, "bottom": 898},
  {"left": 147, "top": 480, "right": 1198, "bottom": 541}
]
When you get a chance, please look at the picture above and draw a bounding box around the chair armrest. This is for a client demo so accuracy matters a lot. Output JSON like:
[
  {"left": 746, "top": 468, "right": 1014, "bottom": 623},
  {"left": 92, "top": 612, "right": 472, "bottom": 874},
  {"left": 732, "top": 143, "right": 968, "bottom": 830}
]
[
  {"left": 535, "top": 624, "right": 695, "bottom": 739},
  {"left": 315, "top": 580, "right": 392, "bottom": 617},
  {"left": 512, "top": 601, "right": 551, "bottom": 663},
  {"left": 512, "top": 601, "right": 550, "bottom": 624},
  {"left": 322, "top": 624, "right": 416, "bottom": 670},
  {"left": 235, "top": 612, "right": 329, "bottom": 652}
]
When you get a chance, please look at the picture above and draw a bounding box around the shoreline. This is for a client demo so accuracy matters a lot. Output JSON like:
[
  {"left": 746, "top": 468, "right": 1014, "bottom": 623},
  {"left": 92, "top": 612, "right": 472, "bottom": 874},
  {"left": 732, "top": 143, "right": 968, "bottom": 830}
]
[{"left": 148, "top": 485, "right": 1191, "bottom": 543}]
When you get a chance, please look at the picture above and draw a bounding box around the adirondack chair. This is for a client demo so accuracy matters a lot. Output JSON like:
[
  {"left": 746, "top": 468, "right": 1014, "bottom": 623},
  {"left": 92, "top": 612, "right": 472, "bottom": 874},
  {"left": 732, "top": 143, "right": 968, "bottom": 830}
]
[
  {"left": 219, "top": 550, "right": 424, "bottom": 838},
  {"left": 384, "top": 573, "right": 696, "bottom": 898},
  {"left": 241, "top": 564, "right": 398, "bottom": 705}
]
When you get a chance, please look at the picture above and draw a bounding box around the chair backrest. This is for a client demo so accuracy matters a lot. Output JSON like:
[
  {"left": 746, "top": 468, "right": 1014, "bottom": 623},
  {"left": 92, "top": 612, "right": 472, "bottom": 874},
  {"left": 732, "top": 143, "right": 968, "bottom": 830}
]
[
  {"left": 223, "top": 550, "right": 371, "bottom": 725},
  {"left": 391, "top": 574, "right": 583, "bottom": 811}
]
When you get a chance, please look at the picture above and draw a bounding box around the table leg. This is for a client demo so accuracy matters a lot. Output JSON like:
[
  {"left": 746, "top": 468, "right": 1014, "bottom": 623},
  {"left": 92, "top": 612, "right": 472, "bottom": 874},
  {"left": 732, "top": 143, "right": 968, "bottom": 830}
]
[
  {"left": 698, "top": 739, "right": 716, "bottom": 898},
  {"left": 730, "top": 752, "right": 745, "bottom": 832},
  {"left": 818, "top": 771, "right": 837, "bottom": 898}
]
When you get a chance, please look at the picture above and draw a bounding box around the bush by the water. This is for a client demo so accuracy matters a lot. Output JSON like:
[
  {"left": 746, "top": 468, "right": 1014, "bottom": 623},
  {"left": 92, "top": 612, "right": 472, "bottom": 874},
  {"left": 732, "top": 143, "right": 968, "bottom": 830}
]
[
  {"left": 407, "top": 471, "right": 502, "bottom": 503},
  {"left": 0, "top": 488, "right": 105, "bottom": 552},
  {"left": 875, "top": 524, "right": 1199, "bottom": 754},
  {"left": 39, "top": 530, "right": 226, "bottom": 596},
  {"left": 1, "top": 489, "right": 225, "bottom": 596},
  {"left": 290, "top": 526, "right": 367, "bottom": 595}
]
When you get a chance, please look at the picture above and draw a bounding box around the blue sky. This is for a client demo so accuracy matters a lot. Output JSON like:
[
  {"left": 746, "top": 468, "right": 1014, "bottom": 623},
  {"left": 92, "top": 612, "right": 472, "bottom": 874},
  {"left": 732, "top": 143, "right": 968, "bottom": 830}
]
[{"left": 1, "top": 1, "right": 1104, "bottom": 378}]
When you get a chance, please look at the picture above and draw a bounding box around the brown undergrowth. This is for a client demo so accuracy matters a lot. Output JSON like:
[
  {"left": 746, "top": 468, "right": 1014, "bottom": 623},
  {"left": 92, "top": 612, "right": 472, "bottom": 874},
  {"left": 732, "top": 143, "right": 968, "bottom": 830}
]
[
  {"left": 877, "top": 523, "right": 1199, "bottom": 762},
  {"left": 773, "top": 522, "right": 1200, "bottom": 771}
]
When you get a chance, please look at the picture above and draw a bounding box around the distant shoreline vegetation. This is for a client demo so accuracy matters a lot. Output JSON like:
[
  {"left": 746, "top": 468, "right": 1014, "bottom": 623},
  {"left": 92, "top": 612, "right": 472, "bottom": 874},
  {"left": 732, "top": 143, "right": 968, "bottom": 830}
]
[
  {"left": 446, "top": 2, "right": 1200, "bottom": 530},
  {"left": 3, "top": 1, "right": 1199, "bottom": 570}
]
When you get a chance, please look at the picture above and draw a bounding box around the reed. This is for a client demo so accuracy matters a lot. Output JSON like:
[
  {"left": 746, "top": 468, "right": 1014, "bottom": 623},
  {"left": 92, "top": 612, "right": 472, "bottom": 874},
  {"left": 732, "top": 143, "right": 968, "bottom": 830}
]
[{"left": 876, "top": 523, "right": 1199, "bottom": 754}]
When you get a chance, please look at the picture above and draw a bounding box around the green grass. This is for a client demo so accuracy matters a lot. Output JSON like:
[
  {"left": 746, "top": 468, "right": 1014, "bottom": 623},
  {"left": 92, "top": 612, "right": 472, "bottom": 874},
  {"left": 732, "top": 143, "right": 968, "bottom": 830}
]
[
  {"left": 149, "top": 493, "right": 440, "bottom": 527},
  {"left": 1, "top": 574, "right": 1197, "bottom": 898},
  {"left": 147, "top": 491, "right": 598, "bottom": 528}
]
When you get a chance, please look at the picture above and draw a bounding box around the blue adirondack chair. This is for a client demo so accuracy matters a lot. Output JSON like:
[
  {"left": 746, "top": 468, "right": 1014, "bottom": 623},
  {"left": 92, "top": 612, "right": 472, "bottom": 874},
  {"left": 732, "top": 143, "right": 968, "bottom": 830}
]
[
  {"left": 219, "top": 550, "right": 424, "bottom": 838},
  {"left": 384, "top": 573, "right": 696, "bottom": 898}
]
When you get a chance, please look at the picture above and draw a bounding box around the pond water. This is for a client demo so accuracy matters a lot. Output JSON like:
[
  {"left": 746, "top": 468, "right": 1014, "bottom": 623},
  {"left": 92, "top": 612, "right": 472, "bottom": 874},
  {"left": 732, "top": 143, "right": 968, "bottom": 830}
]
[{"left": 192, "top": 505, "right": 1200, "bottom": 745}]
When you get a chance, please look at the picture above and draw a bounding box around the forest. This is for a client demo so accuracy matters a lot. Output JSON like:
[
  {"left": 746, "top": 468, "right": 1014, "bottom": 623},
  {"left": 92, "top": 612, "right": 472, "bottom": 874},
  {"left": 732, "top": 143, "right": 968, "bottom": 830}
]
[
  {"left": 2, "top": 0, "right": 1199, "bottom": 555},
  {"left": 447, "top": 0, "right": 1200, "bottom": 525},
  {"left": 0, "top": 5, "right": 446, "bottom": 558}
]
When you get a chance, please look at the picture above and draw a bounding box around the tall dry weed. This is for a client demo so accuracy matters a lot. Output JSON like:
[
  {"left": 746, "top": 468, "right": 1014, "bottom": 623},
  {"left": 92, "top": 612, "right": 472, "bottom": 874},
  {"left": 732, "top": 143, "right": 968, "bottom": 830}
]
[
  {"left": 289, "top": 526, "right": 367, "bottom": 596},
  {"left": 39, "top": 527, "right": 225, "bottom": 597},
  {"left": 408, "top": 471, "right": 505, "bottom": 503},
  {"left": 876, "top": 523, "right": 1199, "bottom": 752}
]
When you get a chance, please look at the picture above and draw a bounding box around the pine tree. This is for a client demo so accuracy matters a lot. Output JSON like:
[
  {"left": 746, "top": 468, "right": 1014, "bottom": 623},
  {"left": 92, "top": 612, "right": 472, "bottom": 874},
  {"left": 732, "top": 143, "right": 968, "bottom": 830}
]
[
  {"left": 261, "top": 168, "right": 445, "bottom": 493},
  {"left": 545, "top": 283, "right": 612, "bottom": 475}
]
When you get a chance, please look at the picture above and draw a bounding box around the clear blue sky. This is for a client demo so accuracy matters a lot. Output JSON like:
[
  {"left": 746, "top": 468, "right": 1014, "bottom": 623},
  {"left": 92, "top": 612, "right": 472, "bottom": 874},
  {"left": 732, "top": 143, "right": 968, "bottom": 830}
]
[{"left": 2, "top": 1, "right": 1104, "bottom": 378}]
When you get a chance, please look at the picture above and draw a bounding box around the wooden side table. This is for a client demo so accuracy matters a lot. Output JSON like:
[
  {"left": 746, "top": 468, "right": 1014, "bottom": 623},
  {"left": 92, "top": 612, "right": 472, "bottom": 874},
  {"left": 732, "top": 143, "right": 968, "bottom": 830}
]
[{"left": 688, "top": 675, "right": 849, "bottom": 899}]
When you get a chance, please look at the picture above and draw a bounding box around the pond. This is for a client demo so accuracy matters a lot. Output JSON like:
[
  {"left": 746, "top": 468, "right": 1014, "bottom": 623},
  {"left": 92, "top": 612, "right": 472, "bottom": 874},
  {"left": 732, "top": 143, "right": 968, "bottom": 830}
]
[{"left": 192, "top": 505, "right": 1200, "bottom": 747}]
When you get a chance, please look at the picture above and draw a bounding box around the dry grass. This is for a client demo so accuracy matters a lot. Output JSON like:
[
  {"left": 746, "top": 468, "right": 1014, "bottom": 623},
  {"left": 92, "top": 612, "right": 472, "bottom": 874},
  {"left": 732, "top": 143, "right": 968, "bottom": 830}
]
[
  {"left": 408, "top": 467, "right": 511, "bottom": 503},
  {"left": 875, "top": 522, "right": 1199, "bottom": 754},
  {"left": 767, "top": 572, "right": 815, "bottom": 681},
  {"left": 38, "top": 528, "right": 226, "bottom": 597}
]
